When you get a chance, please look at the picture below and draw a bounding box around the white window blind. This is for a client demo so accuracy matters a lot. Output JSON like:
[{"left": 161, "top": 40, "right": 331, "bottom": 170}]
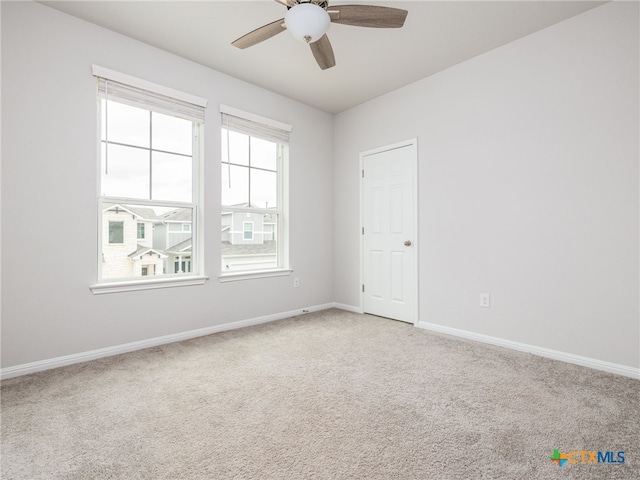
[
  {"left": 220, "top": 106, "right": 291, "bottom": 144},
  {"left": 93, "top": 65, "right": 207, "bottom": 123}
]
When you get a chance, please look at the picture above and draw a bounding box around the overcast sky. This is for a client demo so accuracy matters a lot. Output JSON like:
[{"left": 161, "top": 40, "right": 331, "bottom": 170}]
[{"left": 102, "top": 99, "right": 279, "bottom": 209}]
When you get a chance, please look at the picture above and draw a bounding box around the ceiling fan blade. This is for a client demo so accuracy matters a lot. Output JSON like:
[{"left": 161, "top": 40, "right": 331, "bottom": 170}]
[
  {"left": 310, "top": 34, "right": 336, "bottom": 70},
  {"left": 231, "top": 18, "right": 286, "bottom": 49},
  {"left": 329, "top": 5, "right": 407, "bottom": 28},
  {"left": 274, "top": 0, "right": 297, "bottom": 6}
]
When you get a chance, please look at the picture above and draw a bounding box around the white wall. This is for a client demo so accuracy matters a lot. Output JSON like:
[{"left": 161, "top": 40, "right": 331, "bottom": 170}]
[
  {"left": 1, "top": 1, "right": 334, "bottom": 368},
  {"left": 333, "top": 2, "right": 639, "bottom": 369},
  {"left": 2, "top": 1, "right": 638, "bottom": 374}
]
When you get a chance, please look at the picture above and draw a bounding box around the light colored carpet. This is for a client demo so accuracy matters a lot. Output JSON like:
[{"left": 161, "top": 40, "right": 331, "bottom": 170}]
[{"left": 1, "top": 309, "right": 638, "bottom": 479}]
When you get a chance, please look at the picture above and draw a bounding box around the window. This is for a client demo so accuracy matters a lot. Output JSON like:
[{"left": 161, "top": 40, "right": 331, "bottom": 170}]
[
  {"left": 220, "top": 107, "right": 291, "bottom": 277},
  {"left": 109, "top": 221, "right": 124, "bottom": 244},
  {"left": 92, "top": 65, "right": 207, "bottom": 292},
  {"left": 243, "top": 222, "right": 254, "bottom": 240}
]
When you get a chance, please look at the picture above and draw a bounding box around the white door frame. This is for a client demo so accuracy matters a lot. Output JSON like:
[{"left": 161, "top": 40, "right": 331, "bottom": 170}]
[{"left": 360, "top": 138, "right": 419, "bottom": 325}]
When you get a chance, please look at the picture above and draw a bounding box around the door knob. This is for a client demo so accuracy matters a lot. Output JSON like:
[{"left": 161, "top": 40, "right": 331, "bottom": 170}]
[{"left": 404, "top": 240, "right": 412, "bottom": 246}]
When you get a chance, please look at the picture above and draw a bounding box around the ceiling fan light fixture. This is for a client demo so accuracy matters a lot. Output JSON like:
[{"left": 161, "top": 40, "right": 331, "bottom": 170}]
[{"left": 285, "top": 3, "right": 330, "bottom": 44}]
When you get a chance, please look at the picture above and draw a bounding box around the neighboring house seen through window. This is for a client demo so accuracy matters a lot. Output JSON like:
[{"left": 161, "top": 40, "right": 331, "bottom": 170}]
[{"left": 92, "top": 66, "right": 206, "bottom": 290}]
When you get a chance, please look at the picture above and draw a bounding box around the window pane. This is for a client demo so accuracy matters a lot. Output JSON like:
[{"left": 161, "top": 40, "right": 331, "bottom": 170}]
[
  {"left": 221, "top": 129, "right": 249, "bottom": 166},
  {"left": 105, "top": 100, "right": 150, "bottom": 148},
  {"left": 243, "top": 222, "right": 253, "bottom": 240},
  {"left": 152, "top": 152, "right": 192, "bottom": 202},
  {"left": 222, "top": 163, "right": 249, "bottom": 206},
  {"left": 250, "top": 137, "right": 277, "bottom": 171},
  {"left": 221, "top": 213, "right": 278, "bottom": 272},
  {"left": 101, "top": 203, "right": 194, "bottom": 280},
  {"left": 219, "top": 115, "right": 287, "bottom": 276},
  {"left": 250, "top": 169, "right": 277, "bottom": 209},
  {"left": 101, "top": 143, "right": 150, "bottom": 199},
  {"left": 152, "top": 112, "right": 192, "bottom": 155}
]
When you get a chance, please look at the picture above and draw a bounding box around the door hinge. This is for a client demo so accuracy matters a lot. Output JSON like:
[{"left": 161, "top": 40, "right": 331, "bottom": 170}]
[
  {"left": 362, "top": 284, "right": 365, "bottom": 292},
  {"left": 362, "top": 227, "right": 364, "bottom": 235},
  {"left": 362, "top": 169, "right": 364, "bottom": 178}
]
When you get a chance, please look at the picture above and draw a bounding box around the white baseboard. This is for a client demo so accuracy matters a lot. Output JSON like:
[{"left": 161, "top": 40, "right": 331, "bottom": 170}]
[
  {"left": 332, "top": 303, "right": 363, "bottom": 314},
  {"left": 417, "top": 321, "right": 640, "bottom": 380},
  {"left": 0, "top": 303, "right": 335, "bottom": 380},
  {"left": 6, "top": 307, "right": 635, "bottom": 381}
]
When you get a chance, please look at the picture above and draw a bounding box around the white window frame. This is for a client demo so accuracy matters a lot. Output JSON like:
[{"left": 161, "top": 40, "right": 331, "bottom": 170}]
[
  {"left": 91, "top": 66, "right": 208, "bottom": 294},
  {"left": 219, "top": 105, "right": 292, "bottom": 282}
]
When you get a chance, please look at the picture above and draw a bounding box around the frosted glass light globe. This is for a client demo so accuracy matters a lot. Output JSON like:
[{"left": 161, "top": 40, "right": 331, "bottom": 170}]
[{"left": 285, "top": 3, "right": 331, "bottom": 44}]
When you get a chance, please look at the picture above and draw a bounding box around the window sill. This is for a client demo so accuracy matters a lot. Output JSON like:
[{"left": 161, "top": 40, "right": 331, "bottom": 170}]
[
  {"left": 90, "top": 275, "right": 209, "bottom": 295},
  {"left": 218, "top": 269, "right": 292, "bottom": 283}
]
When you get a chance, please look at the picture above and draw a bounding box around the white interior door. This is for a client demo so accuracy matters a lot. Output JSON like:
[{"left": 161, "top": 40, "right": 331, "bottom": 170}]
[{"left": 362, "top": 140, "right": 417, "bottom": 324}]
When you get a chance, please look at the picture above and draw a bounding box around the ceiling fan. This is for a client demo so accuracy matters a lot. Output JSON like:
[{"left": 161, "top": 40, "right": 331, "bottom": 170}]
[{"left": 231, "top": 0, "right": 408, "bottom": 70}]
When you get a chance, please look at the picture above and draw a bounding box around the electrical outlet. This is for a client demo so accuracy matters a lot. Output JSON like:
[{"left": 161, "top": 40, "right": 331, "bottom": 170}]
[
  {"left": 293, "top": 277, "right": 300, "bottom": 288},
  {"left": 480, "top": 293, "right": 491, "bottom": 308}
]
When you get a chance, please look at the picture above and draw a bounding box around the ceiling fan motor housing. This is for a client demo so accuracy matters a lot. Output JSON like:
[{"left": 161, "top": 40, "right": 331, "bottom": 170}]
[
  {"left": 286, "top": 1, "right": 330, "bottom": 10},
  {"left": 285, "top": 3, "right": 331, "bottom": 43}
]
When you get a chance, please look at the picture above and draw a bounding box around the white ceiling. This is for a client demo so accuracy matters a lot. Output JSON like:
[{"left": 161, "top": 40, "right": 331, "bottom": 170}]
[{"left": 40, "top": 1, "right": 606, "bottom": 114}]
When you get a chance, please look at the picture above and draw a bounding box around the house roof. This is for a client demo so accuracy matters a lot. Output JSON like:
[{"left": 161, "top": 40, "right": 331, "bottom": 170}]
[
  {"left": 103, "top": 203, "right": 158, "bottom": 221},
  {"left": 160, "top": 208, "right": 191, "bottom": 223},
  {"left": 221, "top": 241, "right": 277, "bottom": 256},
  {"left": 223, "top": 202, "right": 264, "bottom": 210},
  {"left": 126, "top": 206, "right": 158, "bottom": 221},
  {"left": 166, "top": 238, "right": 192, "bottom": 254},
  {"left": 128, "top": 245, "right": 168, "bottom": 260},
  {"left": 104, "top": 204, "right": 192, "bottom": 223}
]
